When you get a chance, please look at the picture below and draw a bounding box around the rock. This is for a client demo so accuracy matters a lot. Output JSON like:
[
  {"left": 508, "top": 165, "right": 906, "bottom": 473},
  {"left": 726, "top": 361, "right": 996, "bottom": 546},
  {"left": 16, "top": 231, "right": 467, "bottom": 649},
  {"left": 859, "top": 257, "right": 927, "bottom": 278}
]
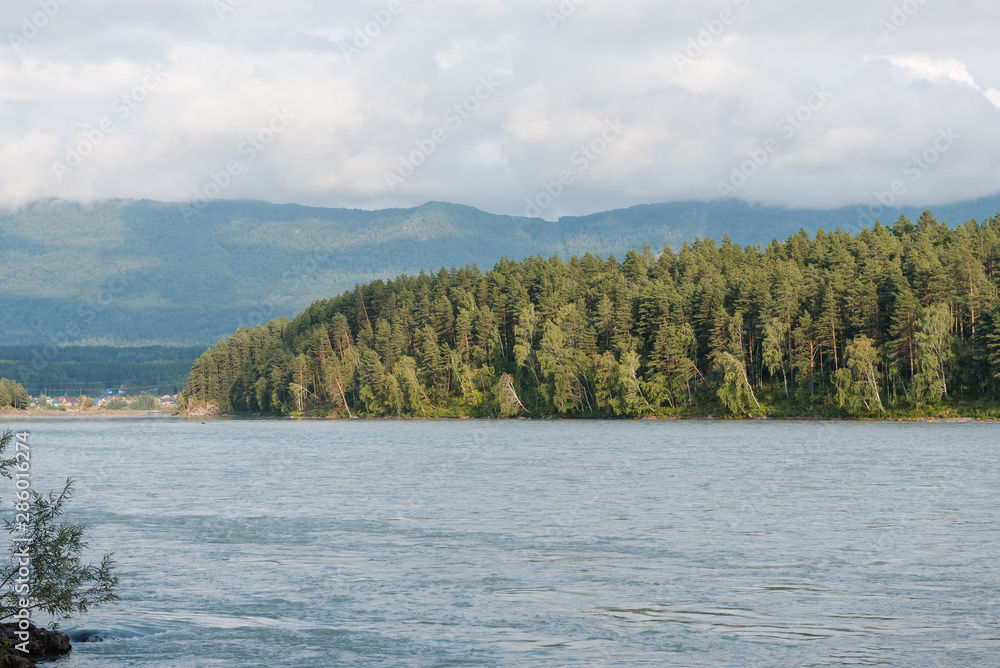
[
  {"left": 0, "top": 651, "right": 34, "bottom": 668},
  {"left": 0, "top": 623, "right": 72, "bottom": 667}
]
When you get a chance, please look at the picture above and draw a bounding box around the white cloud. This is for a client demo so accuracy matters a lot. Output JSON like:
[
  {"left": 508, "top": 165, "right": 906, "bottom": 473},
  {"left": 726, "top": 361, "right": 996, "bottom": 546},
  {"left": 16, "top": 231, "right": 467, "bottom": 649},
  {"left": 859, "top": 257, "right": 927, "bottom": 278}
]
[
  {"left": 0, "top": 0, "right": 998, "bottom": 215},
  {"left": 885, "top": 54, "right": 1000, "bottom": 107}
]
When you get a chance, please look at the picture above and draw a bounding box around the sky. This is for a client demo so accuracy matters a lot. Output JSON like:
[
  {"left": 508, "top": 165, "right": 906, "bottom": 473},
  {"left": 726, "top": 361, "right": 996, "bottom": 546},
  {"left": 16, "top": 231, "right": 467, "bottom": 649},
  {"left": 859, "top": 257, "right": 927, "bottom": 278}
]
[{"left": 1, "top": 0, "right": 999, "bottom": 219}]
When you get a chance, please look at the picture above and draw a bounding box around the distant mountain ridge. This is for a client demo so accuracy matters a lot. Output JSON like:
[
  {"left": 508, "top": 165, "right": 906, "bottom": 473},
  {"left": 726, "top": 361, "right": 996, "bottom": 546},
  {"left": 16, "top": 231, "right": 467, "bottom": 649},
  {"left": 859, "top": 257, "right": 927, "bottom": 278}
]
[{"left": 2, "top": 194, "right": 999, "bottom": 346}]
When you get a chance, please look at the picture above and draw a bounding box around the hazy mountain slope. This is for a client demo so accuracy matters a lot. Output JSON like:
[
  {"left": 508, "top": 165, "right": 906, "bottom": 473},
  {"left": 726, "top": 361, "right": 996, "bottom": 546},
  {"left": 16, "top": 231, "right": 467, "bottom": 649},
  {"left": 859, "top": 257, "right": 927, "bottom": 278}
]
[{"left": 2, "top": 195, "right": 998, "bottom": 346}]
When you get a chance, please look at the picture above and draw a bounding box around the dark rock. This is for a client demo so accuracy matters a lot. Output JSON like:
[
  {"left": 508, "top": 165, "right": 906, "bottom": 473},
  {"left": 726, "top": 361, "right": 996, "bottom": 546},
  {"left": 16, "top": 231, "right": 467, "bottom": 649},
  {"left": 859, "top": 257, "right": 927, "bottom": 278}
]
[
  {"left": 0, "top": 650, "right": 34, "bottom": 668},
  {"left": 0, "top": 622, "right": 71, "bottom": 667}
]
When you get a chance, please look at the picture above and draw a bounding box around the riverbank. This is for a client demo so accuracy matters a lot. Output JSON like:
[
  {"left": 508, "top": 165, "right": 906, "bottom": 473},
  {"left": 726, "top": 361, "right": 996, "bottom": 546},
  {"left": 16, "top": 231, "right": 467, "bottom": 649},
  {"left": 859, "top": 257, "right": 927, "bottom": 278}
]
[
  {"left": 0, "top": 407, "right": 177, "bottom": 418},
  {"left": 278, "top": 398, "right": 1000, "bottom": 421},
  {"left": 4, "top": 406, "right": 996, "bottom": 421}
]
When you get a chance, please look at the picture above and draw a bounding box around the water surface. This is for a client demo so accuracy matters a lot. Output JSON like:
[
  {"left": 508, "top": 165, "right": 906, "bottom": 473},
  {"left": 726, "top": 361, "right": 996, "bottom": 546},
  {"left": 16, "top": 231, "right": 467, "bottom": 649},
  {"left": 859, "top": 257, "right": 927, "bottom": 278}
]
[{"left": 6, "top": 418, "right": 998, "bottom": 666}]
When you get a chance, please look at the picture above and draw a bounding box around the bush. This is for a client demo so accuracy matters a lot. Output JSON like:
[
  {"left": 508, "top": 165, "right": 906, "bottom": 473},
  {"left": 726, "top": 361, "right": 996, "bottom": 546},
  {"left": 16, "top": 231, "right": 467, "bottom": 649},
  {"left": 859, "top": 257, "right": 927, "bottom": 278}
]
[
  {"left": 0, "top": 431, "right": 118, "bottom": 623},
  {"left": 130, "top": 395, "right": 158, "bottom": 411}
]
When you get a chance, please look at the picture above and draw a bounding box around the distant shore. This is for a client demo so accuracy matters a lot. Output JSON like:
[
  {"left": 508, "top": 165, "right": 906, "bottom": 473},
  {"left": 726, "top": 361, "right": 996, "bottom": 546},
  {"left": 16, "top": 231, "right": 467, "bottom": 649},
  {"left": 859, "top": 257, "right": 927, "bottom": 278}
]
[{"left": 0, "top": 407, "right": 177, "bottom": 418}]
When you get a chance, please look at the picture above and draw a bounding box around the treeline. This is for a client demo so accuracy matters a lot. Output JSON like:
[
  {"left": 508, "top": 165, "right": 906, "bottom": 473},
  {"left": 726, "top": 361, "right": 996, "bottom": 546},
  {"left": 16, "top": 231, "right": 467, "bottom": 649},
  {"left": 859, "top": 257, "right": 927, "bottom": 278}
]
[
  {"left": 0, "top": 346, "right": 203, "bottom": 396},
  {"left": 179, "top": 212, "right": 1000, "bottom": 418}
]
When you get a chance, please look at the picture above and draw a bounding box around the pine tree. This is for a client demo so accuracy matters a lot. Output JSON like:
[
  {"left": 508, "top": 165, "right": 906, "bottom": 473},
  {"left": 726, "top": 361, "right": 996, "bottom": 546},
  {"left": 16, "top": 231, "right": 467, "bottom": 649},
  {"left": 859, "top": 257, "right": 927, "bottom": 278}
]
[
  {"left": 889, "top": 284, "right": 920, "bottom": 381},
  {"left": 793, "top": 310, "right": 818, "bottom": 397}
]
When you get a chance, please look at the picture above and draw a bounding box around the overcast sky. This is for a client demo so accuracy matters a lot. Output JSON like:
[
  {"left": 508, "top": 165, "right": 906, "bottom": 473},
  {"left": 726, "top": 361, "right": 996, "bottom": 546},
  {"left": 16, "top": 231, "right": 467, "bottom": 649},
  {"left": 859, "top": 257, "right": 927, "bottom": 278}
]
[{"left": 2, "top": 0, "right": 998, "bottom": 218}]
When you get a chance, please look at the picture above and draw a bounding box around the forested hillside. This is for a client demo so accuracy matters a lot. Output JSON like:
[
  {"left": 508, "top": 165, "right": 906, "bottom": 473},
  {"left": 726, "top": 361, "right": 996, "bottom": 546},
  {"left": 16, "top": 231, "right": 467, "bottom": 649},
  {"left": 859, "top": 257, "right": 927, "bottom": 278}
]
[
  {"left": 0, "top": 346, "right": 203, "bottom": 396},
  {"left": 179, "top": 211, "right": 1000, "bottom": 418},
  {"left": 4, "top": 195, "right": 1000, "bottom": 346}
]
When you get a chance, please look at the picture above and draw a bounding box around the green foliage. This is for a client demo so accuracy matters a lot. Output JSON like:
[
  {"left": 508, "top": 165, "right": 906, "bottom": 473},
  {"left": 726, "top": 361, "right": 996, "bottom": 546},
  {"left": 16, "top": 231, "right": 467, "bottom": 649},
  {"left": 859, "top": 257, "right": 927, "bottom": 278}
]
[
  {"left": 0, "top": 432, "right": 118, "bottom": 622},
  {"left": 913, "top": 303, "right": 955, "bottom": 405},
  {"left": 714, "top": 351, "right": 760, "bottom": 417},
  {"left": 841, "top": 335, "right": 885, "bottom": 413},
  {"left": 130, "top": 395, "right": 158, "bottom": 411},
  {"left": 496, "top": 373, "right": 525, "bottom": 417},
  {"left": 0, "top": 379, "right": 29, "bottom": 410},
  {"left": 762, "top": 317, "right": 788, "bottom": 399},
  {"left": 180, "top": 213, "right": 1000, "bottom": 418},
  {"left": 104, "top": 398, "right": 128, "bottom": 410}
]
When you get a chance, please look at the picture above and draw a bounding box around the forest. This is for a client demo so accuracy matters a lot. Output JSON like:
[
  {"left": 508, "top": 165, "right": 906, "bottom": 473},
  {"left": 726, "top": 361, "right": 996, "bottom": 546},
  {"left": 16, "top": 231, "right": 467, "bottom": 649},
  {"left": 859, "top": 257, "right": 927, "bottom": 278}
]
[
  {"left": 179, "top": 211, "right": 1000, "bottom": 418},
  {"left": 0, "top": 346, "right": 203, "bottom": 396}
]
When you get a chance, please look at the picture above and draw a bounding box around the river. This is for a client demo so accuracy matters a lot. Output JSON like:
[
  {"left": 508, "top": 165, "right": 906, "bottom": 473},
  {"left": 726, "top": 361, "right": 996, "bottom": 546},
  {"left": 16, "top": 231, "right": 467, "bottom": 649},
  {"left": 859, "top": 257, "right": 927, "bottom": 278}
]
[{"left": 4, "top": 418, "right": 998, "bottom": 666}]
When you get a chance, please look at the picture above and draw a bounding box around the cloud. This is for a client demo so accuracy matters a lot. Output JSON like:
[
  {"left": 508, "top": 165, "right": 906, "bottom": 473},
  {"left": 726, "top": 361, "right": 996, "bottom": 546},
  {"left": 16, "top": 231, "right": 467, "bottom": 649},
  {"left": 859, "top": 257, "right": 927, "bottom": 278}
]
[
  {"left": 885, "top": 54, "right": 1000, "bottom": 107},
  {"left": 0, "top": 0, "right": 998, "bottom": 216}
]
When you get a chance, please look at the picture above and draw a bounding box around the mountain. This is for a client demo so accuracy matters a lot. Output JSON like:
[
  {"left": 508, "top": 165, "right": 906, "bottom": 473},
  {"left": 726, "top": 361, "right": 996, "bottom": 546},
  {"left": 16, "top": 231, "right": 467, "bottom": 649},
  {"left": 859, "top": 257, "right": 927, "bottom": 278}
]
[{"left": 2, "top": 195, "right": 999, "bottom": 346}]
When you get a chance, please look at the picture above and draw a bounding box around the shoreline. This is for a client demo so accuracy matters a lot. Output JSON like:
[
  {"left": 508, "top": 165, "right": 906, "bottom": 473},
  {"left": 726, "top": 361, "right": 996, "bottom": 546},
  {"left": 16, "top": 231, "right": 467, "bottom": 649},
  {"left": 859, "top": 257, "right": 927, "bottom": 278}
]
[
  {"left": 0, "top": 408, "right": 177, "bottom": 418},
  {"left": 1, "top": 408, "right": 995, "bottom": 422},
  {"left": 82, "top": 413, "right": 1000, "bottom": 422}
]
